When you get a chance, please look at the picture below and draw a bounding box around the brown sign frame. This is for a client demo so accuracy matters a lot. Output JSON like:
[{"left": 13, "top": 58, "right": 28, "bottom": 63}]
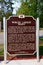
[{"left": 7, "top": 15, "right": 36, "bottom": 56}]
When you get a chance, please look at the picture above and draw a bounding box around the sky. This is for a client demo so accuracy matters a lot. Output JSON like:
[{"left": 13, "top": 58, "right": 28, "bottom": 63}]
[{"left": 12, "top": 0, "right": 21, "bottom": 14}]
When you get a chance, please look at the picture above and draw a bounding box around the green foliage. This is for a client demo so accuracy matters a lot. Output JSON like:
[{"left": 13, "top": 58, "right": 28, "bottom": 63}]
[
  {"left": 16, "top": 2, "right": 29, "bottom": 15},
  {"left": 40, "top": 14, "right": 43, "bottom": 27},
  {"left": 39, "top": 1, "right": 43, "bottom": 27},
  {"left": 0, "top": 0, "right": 13, "bottom": 18},
  {"left": 5, "top": 12, "right": 12, "bottom": 19},
  {"left": 0, "top": 0, "right": 13, "bottom": 29},
  {"left": 0, "top": 0, "right": 5, "bottom": 2},
  {"left": 16, "top": 0, "right": 43, "bottom": 28},
  {"left": 16, "top": 0, "right": 37, "bottom": 18}
]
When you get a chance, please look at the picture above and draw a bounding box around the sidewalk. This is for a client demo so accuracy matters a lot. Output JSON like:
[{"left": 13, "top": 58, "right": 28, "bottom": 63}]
[
  {"left": 0, "top": 59, "right": 43, "bottom": 65},
  {"left": 39, "top": 30, "right": 43, "bottom": 36}
]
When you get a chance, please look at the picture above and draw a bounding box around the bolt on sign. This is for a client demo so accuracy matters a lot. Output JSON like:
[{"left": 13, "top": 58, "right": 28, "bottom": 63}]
[{"left": 7, "top": 15, "right": 36, "bottom": 55}]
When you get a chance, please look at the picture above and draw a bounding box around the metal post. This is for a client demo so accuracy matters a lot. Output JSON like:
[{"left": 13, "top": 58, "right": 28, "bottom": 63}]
[
  {"left": 3, "top": 17, "right": 7, "bottom": 63},
  {"left": 36, "top": 18, "right": 39, "bottom": 62}
]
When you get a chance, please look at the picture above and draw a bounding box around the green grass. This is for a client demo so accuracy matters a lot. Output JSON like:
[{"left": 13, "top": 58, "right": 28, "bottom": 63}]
[
  {"left": 40, "top": 37, "right": 43, "bottom": 41},
  {"left": 39, "top": 38, "right": 43, "bottom": 55},
  {"left": 0, "top": 44, "right": 3, "bottom": 48},
  {"left": 39, "top": 37, "right": 43, "bottom": 46},
  {"left": 0, "top": 44, "right": 4, "bottom": 56},
  {"left": 40, "top": 44, "right": 43, "bottom": 46},
  {"left": 0, "top": 48, "right": 4, "bottom": 55},
  {"left": 39, "top": 46, "right": 43, "bottom": 56}
]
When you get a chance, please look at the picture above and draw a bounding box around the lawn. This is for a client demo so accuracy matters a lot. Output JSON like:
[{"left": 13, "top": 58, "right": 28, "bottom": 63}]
[
  {"left": 39, "top": 37, "right": 43, "bottom": 56},
  {"left": 39, "top": 46, "right": 43, "bottom": 56},
  {"left": 0, "top": 44, "right": 4, "bottom": 57},
  {"left": 40, "top": 37, "right": 43, "bottom": 41}
]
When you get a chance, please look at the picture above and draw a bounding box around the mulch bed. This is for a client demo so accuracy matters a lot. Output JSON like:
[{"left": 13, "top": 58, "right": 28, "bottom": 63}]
[
  {"left": 0, "top": 57, "right": 4, "bottom": 61},
  {"left": 0, "top": 56, "right": 43, "bottom": 60},
  {"left": 7, "top": 55, "right": 43, "bottom": 60}
]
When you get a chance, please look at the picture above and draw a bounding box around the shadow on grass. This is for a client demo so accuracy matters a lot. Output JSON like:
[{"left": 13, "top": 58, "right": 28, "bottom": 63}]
[{"left": 39, "top": 46, "right": 43, "bottom": 59}]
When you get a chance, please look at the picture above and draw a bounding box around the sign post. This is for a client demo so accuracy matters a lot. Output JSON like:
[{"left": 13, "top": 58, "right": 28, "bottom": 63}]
[
  {"left": 3, "top": 15, "right": 39, "bottom": 63},
  {"left": 36, "top": 18, "right": 39, "bottom": 62},
  {"left": 3, "top": 17, "right": 7, "bottom": 63}
]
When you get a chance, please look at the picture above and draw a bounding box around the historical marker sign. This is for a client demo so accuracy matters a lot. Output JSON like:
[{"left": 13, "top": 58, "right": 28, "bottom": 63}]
[{"left": 7, "top": 16, "right": 36, "bottom": 55}]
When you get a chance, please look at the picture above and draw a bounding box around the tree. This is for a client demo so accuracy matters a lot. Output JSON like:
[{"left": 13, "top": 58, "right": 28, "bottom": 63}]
[
  {"left": 39, "top": 0, "right": 43, "bottom": 27},
  {"left": 16, "top": 0, "right": 43, "bottom": 28},
  {"left": 16, "top": 0, "right": 37, "bottom": 18},
  {"left": 0, "top": 0, "right": 14, "bottom": 29},
  {"left": 0, "top": 0, "right": 14, "bottom": 17}
]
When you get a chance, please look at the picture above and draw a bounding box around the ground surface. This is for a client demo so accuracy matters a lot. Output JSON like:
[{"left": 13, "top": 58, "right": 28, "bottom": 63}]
[{"left": 0, "top": 59, "right": 43, "bottom": 65}]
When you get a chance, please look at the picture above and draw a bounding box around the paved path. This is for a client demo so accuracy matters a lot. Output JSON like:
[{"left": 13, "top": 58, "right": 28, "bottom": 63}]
[
  {"left": 39, "top": 30, "right": 43, "bottom": 36},
  {"left": 0, "top": 59, "right": 43, "bottom": 65}
]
